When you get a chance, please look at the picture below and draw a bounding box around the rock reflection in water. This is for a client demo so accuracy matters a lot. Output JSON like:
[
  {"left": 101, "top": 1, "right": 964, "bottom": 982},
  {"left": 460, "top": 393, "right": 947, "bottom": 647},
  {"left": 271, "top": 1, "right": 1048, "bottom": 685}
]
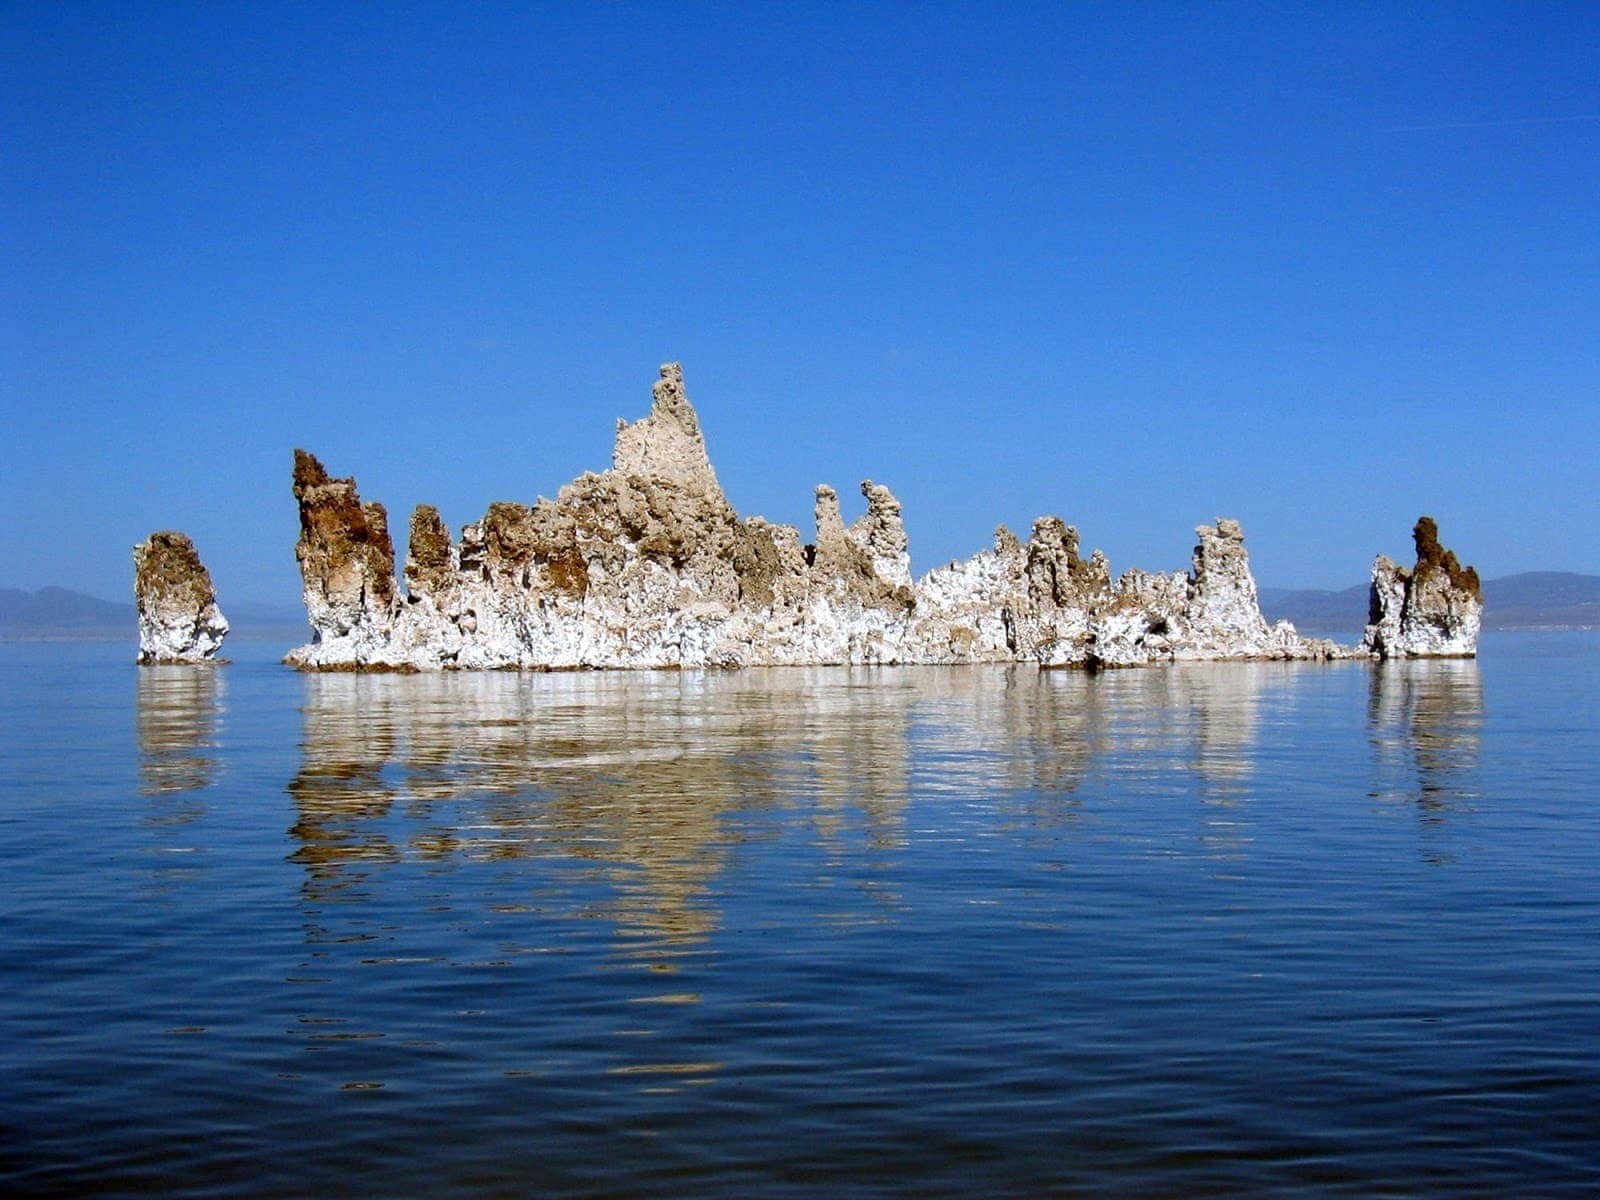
[
  {"left": 1089, "top": 664, "right": 1276, "bottom": 865},
  {"left": 1097, "top": 665, "right": 1267, "bottom": 791},
  {"left": 1368, "top": 659, "right": 1485, "bottom": 828},
  {"left": 904, "top": 666, "right": 1100, "bottom": 806},
  {"left": 288, "top": 669, "right": 932, "bottom": 942},
  {"left": 136, "top": 666, "right": 223, "bottom": 798},
  {"left": 288, "top": 664, "right": 1296, "bottom": 940}
]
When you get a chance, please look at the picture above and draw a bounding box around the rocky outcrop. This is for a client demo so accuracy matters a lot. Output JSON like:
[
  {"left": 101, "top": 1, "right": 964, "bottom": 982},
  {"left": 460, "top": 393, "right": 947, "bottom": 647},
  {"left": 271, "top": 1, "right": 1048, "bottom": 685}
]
[
  {"left": 1363, "top": 517, "right": 1483, "bottom": 658},
  {"left": 290, "top": 449, "right": 397, "bottom": 664},
  {"left": 285, "top": 362, "right": 1462, "bottom": 671},
  {"left": 133, "top": 531, "right": 229, "bottom": 663}
]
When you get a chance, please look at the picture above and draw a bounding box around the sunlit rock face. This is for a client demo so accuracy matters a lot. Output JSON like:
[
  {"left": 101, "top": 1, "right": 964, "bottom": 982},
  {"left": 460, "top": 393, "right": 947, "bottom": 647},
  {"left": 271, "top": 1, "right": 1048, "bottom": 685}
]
[
  {"left": 1363, "top": 517, "right": 1483, "bottom": 659},
  {"left": 285, "top": 362, "right": 1450, "bottom": 672},
  {"left": 133, "top": 531, "right": 229, "bottom": 663},
  {"left": 287, "top": 449, "right": 398, "bottom": 667}
]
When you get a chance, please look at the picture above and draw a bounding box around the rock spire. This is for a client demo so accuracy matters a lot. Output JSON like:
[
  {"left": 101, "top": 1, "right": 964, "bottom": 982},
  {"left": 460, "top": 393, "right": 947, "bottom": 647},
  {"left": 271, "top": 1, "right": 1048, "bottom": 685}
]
[
  {"left": 283, "top": 362, "right": 1478, "bottom": 671},
  {"left": 1363, "top": 517, "right": 1483, "bottom": 658},
  {"left": 133, "top": 531, "right": 229, "bottom": 663}
]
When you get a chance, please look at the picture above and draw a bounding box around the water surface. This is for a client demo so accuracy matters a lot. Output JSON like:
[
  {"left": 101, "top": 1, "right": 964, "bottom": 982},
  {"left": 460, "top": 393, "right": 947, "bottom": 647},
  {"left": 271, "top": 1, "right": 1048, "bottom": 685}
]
[{"left": 4, "top": 636, "right": 1597, "bottom": 1196}]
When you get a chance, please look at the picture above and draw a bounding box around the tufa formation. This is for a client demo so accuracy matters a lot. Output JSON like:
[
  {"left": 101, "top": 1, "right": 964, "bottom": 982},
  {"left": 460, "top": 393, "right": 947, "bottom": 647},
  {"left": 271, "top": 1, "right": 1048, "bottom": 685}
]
[
  {"left": 133, "top": 531, "right": 229, "bottom": 664},
  {"left": 284, "top": 362, "right": 1479, "bottom": 671},
  {"left": 1362, "top": 517, "right": 1483, "bottom": 658}
]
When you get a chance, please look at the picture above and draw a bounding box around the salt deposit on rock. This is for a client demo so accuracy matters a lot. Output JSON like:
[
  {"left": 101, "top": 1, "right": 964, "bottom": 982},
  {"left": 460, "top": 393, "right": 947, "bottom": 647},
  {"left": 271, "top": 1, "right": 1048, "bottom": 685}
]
[
  {"left": 133, "top": 531, "right": 229, "bottom": 663},
  {"left": 284, "top": 362, "right": 1474, "bottom": 671},
  {"left": 1362, "top": 517, "right": 1483, "bottom": 659}
]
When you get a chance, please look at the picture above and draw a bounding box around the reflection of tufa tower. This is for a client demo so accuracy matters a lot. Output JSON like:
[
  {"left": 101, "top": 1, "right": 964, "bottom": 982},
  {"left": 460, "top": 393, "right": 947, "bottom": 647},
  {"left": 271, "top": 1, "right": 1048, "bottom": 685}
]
[
  {"left": 283, "top": 671, "right": 843, "bottom": 941},
  {"left": 1368, "top": 660, "right": 1485, "bottom": 820},
  {"left": 137, "top": 665, "right": 224, "bottom": 795},
  {"left": 286, "top": 675, "right": 403, "bottom": 902},
  {"left": 1180, "top": 664, "right": 1268, "bottom": 793},
  {"left": 281, "top": 669, "right": 966, "bottom": 943}
]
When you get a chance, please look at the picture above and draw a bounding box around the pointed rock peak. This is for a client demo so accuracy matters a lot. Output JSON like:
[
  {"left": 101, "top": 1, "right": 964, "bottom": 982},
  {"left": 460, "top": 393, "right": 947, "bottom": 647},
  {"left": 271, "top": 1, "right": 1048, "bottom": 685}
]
[
  {"left": 993, "top": 524, "right": 1021, "bottom": 556},
  {"left": 1413, "top": 515, "right": 1443, "bottom": 565},
  {"left": 293, "top": 448, "right": 332, "bottom": 493},
  {"left": 408, "top": 503, "right": 450, "bottom": 560},
  {"left": 1184, "top": 516, "right": 1271, "bottom": 642},
  {"left": 290, "top": 450, "right": 385, "bottom": 545},
  {"left": 1195, "top": 518, "right": 1246, "bottom": 548},
  {"left": 1364, "top": 517, "right": 1483, "bottom": 658},
  {"left": 1191, "top": 518, "right": 1254, "bottom": 583},
  {"left": 612, "top": 362, "right": 721, "bottom": 494},
  {"left": 814, "top": 484, "right": 844, "bottom": 541},
  {"left": 1411, "top": 515, "right": 1481, "bottom": 600},
  {"left": 410, "top": 502, "right": 449, "bottom": 543},
  {"left": 288, "top": 449, "right": 397, "bottom": 632},
  {"left": 808, "top": 482, "right": 913, "bottom": 606},
  {"left": 1193, "top": 518, "right": 1252, "bottom": 570},
  {"left": 1026, "top": 516, "right": 1099, "bottom": 609},
  {"left": 405, "top": 504, "right": 453, "bottom": 598},
  {"left": 1190, "top": 517, "right": 1255, "bottom": 581},
  {"left": 135, "top": 530, "right": 205, "bottom": 577},
  {"left": 1029, "top": 516, "right": 1081, "bottom": 560},
  {"left": 651, "top": 361, "right": 696, "bottom": 425},
  {"left": 850, "top": 480, "right": 911, "bottom": 573},
  {"left": 855, "top": 480, "right": 906, "bottom": 534},
  {"left": 860, "top": 479, "right": 894, "bottom": 505},
  {"left": 362, "top": 502, "right": 389, "bottom": 539}
]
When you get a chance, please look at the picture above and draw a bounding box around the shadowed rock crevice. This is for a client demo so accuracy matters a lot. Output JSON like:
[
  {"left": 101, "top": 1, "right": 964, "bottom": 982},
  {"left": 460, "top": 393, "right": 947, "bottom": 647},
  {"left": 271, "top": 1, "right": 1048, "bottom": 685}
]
[{"left": 283, "top": 362, "right": 1480, "bottom": 671}]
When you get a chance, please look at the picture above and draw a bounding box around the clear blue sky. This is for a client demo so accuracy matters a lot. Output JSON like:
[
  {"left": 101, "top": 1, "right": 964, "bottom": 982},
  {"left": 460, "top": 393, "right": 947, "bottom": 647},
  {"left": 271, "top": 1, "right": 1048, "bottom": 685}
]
[{"left": 4, "top": 2, "right": 1597, "bottom": 604}]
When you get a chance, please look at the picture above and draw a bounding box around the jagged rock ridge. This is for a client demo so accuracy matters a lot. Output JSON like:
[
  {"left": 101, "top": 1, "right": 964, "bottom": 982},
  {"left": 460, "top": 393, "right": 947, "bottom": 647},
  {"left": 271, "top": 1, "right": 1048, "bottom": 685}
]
[
  {"left": 1362, "top": 517, "right": 1483, "bottom": 658},
  {"left": 285, "top": 363, "right": 1475, "bottom": 671},
  {"left": 133, "top": 531, "right": 229, "bottom": 663}
]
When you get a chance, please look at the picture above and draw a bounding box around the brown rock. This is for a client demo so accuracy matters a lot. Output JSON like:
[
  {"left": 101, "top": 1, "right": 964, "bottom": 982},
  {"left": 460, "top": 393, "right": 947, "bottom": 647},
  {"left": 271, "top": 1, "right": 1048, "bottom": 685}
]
[
  {"left": 291, "top": 449, "right": 397, "bottom": 643},
  {"left": 133, "top": 531, "right": 229, "bottom": 663},
  {"left": 1363, "top": 516, "right": 1483, "bottom": 658}
]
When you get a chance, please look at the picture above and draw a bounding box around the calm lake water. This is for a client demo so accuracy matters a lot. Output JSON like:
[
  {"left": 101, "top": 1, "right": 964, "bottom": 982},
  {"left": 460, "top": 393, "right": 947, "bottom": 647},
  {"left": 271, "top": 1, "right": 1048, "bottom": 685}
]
[{"left": 3, "top": 635, "right": 1597, "bottom": 1197}]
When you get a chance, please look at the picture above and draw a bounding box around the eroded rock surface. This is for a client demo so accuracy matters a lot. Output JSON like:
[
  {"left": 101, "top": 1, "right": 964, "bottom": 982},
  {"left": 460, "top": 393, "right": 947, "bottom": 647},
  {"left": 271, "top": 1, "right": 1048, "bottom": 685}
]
[
  {"left": 1363, "top": 517, "right": 1483, "bottom": 658},
  {"left": 291, "top": 449, "right": 397, "bottom": 663},
  {"left": 133, "top": 531, "right": 229, "bottom": 663},
  {"left": 285, "top": 362, "right": 1462, "bottom": 671}
]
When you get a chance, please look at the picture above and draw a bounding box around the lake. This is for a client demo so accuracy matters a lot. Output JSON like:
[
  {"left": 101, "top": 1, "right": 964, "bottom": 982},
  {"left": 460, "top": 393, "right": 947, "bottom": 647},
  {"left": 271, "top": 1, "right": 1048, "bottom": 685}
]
[{"left": 3, "top": 635, "right": 1597, "bottom": 1197}]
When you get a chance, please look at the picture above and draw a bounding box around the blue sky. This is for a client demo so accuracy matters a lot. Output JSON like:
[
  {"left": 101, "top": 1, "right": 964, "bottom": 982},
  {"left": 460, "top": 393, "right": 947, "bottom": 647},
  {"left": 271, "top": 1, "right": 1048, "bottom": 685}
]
[{"left": 4, "top": 2, "right": 1597, "bottom": 604}]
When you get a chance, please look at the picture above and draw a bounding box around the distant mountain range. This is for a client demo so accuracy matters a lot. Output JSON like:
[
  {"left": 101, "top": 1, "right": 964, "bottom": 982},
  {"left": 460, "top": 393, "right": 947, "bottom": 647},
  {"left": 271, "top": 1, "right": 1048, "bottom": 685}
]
[
  {"left": 0, "top": 586, "right": 133, "bottom": 633},
  {"left": 1260, "top": 572, "right": 1600, "bottom": 633},
  {"left": 0, "top": 588, "right": 306, "bottom": 641},
  {"left": 4, "top": 574, "right": 1597, "bottom": 641}
]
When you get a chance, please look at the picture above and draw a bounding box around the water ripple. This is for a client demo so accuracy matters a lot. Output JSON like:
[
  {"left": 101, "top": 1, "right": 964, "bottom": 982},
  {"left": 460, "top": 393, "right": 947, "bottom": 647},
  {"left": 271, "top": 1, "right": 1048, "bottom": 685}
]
[{"left": 1, "top": 639, "right": 1597, "bottom": 1196}]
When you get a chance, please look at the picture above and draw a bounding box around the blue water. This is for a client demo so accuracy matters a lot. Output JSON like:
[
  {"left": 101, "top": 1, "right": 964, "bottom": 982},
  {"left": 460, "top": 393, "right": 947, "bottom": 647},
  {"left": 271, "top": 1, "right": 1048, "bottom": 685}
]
[{"left": 3, "top": 635, "right": 1597, "bottom": 1197}]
